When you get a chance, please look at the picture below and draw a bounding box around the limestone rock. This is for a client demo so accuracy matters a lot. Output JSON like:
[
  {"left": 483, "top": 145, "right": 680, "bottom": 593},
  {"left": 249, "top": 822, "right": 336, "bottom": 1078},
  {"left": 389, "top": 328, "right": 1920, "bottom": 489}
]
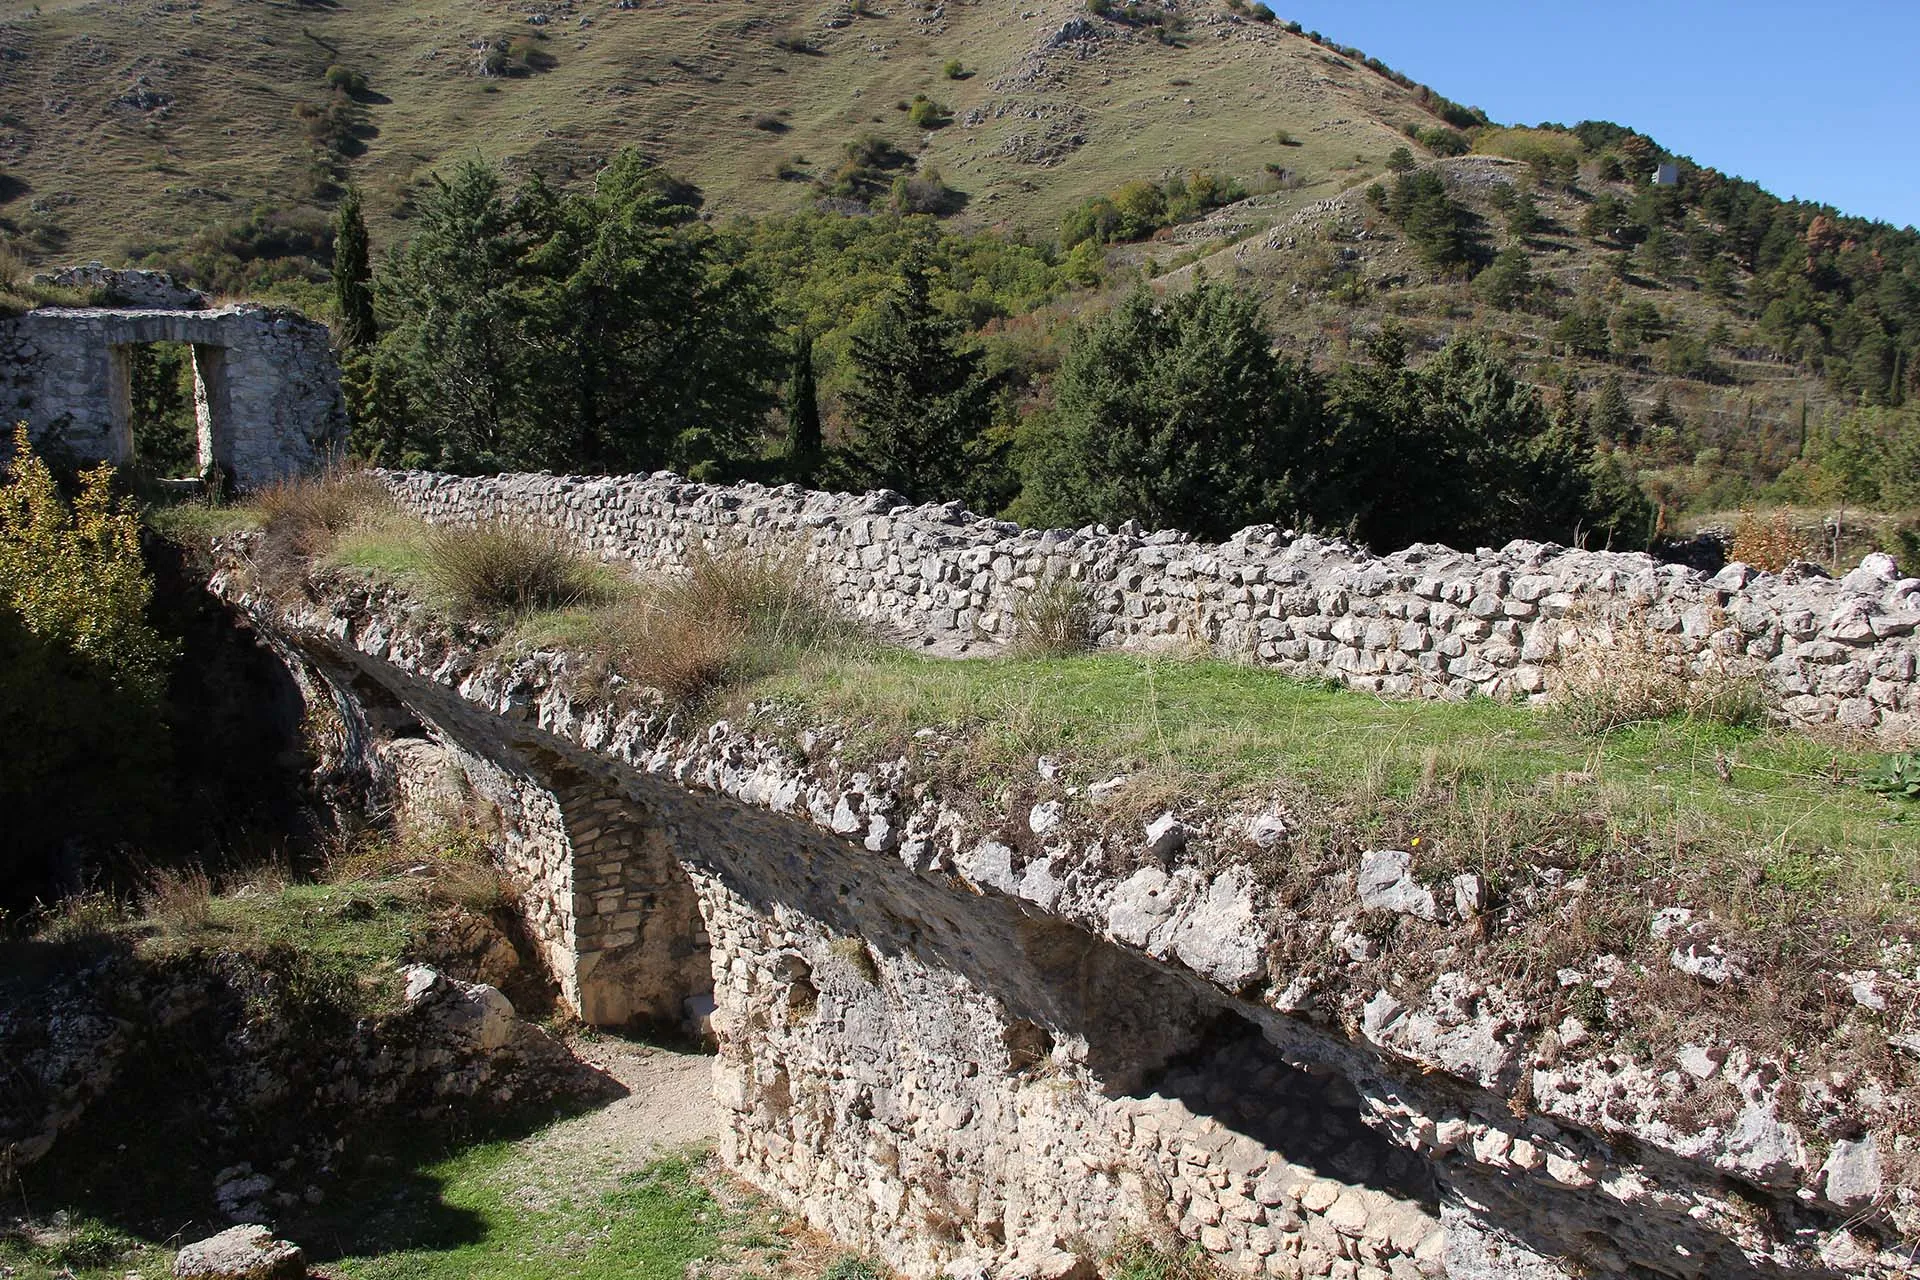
[
  {"left": 172, "top": 1225, "right": 305, "bottom": 1280},
  {"left": 1356, "top": 850, "right": 1437, "bottom": 920},
  {"left": 1820, "top": 1135, "right": 1882, "bottom": 1208}
]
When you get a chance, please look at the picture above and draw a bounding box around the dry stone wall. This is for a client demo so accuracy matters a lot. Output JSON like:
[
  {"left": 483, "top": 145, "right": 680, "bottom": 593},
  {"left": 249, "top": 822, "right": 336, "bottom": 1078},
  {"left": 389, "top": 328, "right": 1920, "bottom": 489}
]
[
  {"left": 226, "top": 565, "right": 1916, "bottom": 1280},
  {"left": 382, "top": 471, "right": 1920, "bottom": 738},
  {"left": 1, "top": 287, "right": 345, "bottom": 487}
]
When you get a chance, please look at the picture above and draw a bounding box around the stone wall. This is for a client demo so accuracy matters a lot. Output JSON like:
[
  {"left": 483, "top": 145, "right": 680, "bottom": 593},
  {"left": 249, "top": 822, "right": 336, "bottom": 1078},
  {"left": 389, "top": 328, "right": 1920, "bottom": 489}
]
[
  {"left": 382, "top": 470, "right": 1920, "bottom": 737},
  {"left": 227, "top": 567, "right": 1915, "bottom": 1280},
  {"left": 1, "top": 293, "right": 345, "bottom": 488}
]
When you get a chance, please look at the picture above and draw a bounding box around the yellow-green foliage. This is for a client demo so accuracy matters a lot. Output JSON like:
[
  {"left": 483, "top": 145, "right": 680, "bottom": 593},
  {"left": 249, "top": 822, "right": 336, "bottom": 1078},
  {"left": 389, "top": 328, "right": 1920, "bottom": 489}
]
[{"left": 0, "top": 424, "right": 173, "bottom": 702}]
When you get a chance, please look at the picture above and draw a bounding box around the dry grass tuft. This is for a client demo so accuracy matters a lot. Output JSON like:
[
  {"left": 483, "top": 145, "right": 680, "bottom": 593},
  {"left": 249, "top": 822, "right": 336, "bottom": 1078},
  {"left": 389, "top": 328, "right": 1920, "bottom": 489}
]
[
  {"left": 603, "top": 542, "right": 856, "bottom": 704},
  {"left": 140, "top": 866, "right": 214, "bottom": 934},
  {"left": 1009, "top": 574, "right": 1096, "bottom": 658},
  {"left": 1549, "top": 606, "right": 1768, "bottom": 735},
  {"left": 254, "top": 467, "right": 395, "bottom": 557},
  {"left": 420, "top": 520, "right": 610, "bottom": 620}
]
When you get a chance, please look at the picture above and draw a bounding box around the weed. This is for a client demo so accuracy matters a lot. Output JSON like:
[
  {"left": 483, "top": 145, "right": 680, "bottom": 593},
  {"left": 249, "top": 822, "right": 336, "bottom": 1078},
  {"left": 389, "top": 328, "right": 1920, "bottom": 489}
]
[
  {"left": 1863, "top": 753, "right": 1920, "bottom": 800},
  {"left": 419, "top": 521, "right": 610, "bottom": 620},
  {"left": 1106, "top": 1236, "right": 1218, "bottom": 1280},
  {"left": 251, "top": 467, "right": 394, "bottom": 587},
  {"left": 827, "top": 935, "right": 880, "bottom": 985}
]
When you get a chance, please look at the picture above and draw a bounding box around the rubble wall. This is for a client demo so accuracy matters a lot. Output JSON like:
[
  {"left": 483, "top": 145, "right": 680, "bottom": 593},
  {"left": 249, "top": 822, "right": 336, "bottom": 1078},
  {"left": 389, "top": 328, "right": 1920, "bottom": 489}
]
[{"left": 382, "top": 470, "right": 1920, "bottom": 738}]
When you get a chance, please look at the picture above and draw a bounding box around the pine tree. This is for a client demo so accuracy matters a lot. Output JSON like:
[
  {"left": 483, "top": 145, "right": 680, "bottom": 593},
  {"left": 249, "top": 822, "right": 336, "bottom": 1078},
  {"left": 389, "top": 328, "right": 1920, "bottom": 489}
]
[
  {"left": 784, "top": 329, "right": 822, "bottom": 485},
  {"left": 841, "top": 254, "right": 989, "bottom": 502},
  {"left": 1587, "top": 374, "right": 1636, "bottom": 445},
  {"left": 332, "top": 186, "right": 376, "bottom": 350}
]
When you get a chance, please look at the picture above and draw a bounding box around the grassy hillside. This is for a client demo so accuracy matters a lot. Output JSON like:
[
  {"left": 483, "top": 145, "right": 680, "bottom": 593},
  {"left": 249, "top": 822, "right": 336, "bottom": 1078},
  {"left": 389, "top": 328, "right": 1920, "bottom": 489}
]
[{"left": 0, "top": 0, "right": 1433, "bottom": 259}]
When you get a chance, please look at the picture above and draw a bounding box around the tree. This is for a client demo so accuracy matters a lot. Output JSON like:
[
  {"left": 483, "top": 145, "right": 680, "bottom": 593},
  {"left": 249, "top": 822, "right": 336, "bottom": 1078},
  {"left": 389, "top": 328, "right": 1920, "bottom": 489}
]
[
  {"left": 1300, "top": 332, "right": 1599, "bottom": 549},
  {"left": 361, "top": 151, "right": 779, "bottom": 475},
  {"left": 1385, "top": 146, "right": 1416, "bottom": 173},
  {"left": 1473, "top": 245, "right": 1536, "bottom": 310},
  {"left": 841, "top": 252, "right": 992, "bottom": 502},
  {"left": 1387, "top": 170, "right": 1475, "bottom": 272},
  {"left": 1587, "top": 373, "right": 1637, "bottom": 445},
  {"left": 784, "top": 329, "right": 823, "bottom": 485},
  {"left": 1012, "top": 280, "right": 1313, "bottom": 539},
  {"left": 332, "top": 185, "right": 376, "bottom": 350}
]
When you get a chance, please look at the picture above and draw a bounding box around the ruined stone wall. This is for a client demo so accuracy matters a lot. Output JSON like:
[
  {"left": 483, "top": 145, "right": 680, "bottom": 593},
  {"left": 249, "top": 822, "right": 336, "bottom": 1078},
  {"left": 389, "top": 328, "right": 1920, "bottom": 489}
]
[
  {"left": 0, "top": 301, "right": 345, "bottom": 487},
  {"left": 382, "top": 470, "right": 1920, "bottom": 737},
  {"left": 228, "top": 568, "right": 1914, "bottom": 1280}
]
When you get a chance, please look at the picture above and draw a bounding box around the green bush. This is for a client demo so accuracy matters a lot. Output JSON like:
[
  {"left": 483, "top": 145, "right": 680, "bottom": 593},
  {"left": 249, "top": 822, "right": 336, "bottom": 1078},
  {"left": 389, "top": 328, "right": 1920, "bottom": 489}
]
[
  {"left": 907, "top": 94, "right": 949, "bottom": 128},
  {"left": 324, "top": 64, "right": 368, "bottom": 96},
  {"left": 942, "top": 58, "right": 966, "bottom": 79}
]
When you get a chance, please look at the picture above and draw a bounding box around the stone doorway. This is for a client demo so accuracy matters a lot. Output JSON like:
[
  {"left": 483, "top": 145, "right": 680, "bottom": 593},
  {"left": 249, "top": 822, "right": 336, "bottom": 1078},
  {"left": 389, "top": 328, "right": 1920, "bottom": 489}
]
[{"left": 107, "top": 340, "right": 230, "bottom": 480}]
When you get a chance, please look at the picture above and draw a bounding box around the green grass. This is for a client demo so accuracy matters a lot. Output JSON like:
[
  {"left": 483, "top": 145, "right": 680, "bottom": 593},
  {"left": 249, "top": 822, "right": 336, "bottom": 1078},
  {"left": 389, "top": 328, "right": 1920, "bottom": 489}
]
[
  {"left": 326, "top": 1149, "right": 735, "bottom": 1280},
  {"left": 143, "top": 499, "right": 264, "bottom": 545},
  {"left": 742, "top": 648, "right": 1917, "bottom": 923}
]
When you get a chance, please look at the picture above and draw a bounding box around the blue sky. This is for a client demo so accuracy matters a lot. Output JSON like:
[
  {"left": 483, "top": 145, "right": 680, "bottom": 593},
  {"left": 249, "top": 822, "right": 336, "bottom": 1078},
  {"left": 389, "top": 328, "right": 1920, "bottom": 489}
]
[{"left": 1279, "top": 1, "right": 1920, "bottom": 229}]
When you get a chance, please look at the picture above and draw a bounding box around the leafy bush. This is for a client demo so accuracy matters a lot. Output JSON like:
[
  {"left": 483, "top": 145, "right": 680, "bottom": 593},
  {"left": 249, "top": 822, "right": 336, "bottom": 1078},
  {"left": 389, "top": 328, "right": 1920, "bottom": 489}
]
[
  {"left": 906, "top": 94, "right": 949, "bottom": 128},
  {"left": 822, "top": 1253, "right": 885, "bottom": 1280},
  {"left": 942, "top": 58, "right": 966, "bottom": 79},
  {"left": 324, "top": 64, "right": 368, "bottom": 96},
  {"left": 1730, "top": 508, "right": 1815, "bottom": 572},
  {"left": 420, "top": 521, "right": 609, "bottom": 619},
  {"left": 0, "top": 426, "right": 173, "bottom": 702}
]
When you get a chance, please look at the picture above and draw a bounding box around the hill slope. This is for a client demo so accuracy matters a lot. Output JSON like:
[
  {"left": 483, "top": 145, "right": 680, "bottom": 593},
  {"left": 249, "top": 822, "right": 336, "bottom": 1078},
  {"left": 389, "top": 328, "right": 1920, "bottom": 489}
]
[{"left": 0, "top": 0, "right": 1438, "bottom": 256}]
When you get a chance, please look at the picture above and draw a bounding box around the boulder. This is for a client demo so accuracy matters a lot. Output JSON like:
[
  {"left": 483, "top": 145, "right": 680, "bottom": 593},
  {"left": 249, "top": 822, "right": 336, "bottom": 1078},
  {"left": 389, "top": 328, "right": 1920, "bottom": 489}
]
[{"left": 172, "top": 1225, "right": 305, "bottom": 1280}]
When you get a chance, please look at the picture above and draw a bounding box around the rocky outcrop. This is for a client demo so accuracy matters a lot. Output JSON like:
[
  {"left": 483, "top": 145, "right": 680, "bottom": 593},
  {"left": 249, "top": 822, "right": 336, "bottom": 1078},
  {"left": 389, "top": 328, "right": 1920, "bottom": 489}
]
[
  {"left": 380, "top": 470, "right": 1920, "bottom": 737},
  {"left": 227, "top": 564, "right": 1918, "bottom": 1279}
]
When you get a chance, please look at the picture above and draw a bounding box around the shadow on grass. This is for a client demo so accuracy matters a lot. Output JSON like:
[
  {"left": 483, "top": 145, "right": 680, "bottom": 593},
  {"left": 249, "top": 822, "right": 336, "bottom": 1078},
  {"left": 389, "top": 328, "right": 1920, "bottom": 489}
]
[{"left": 6, "top": 950, "right": 626, "bottom": 1265}]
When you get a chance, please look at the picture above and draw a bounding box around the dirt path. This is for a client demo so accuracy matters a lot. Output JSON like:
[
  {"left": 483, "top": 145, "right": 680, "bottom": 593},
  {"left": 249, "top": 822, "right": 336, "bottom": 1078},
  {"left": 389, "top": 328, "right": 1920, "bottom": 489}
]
[{"left": 502, "top": 1033, "right": 720, "bottom": 1210}]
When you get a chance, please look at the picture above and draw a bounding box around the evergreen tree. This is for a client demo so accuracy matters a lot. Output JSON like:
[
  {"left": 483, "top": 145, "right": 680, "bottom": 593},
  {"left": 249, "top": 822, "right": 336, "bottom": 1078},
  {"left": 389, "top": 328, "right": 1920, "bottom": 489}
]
[
  {"left": 1013, "top": 281, "right": 1313, "bottom": 539},
  {"left": 1587, "top": 374, "right": 1636, "bottom": 445},
  {"left": 784, "top": 329, "right": 823, "bottom": 485},
  {"left": 332, "top": 186, "right": 377, "bottom": 350},
  {"left": 841, "top": 253, "right": 991, "bottom": 502}
]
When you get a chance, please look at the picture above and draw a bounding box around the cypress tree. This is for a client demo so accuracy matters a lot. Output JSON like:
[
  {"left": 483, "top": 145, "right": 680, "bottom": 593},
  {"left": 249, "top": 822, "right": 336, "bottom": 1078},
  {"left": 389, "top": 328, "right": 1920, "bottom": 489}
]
[
  {"left": 332, "top": 186, "right": 376, "bottom": 350},
  {"left": 784, "top": 330, "right": 823, "bottom": 485}
]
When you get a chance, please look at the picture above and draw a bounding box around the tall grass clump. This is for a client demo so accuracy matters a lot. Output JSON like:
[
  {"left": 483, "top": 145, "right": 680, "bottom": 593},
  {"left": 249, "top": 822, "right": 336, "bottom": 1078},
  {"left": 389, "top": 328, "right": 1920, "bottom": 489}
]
[
  {"left": 420, "top": 520, "right": 610, "bottom": 619},
  {"left": 605, "top": 542, "right": 857, "bottom": 703},
  {"left": 1549, "top": 607, "right": 1769, "bottom": 735},
  {"left": 1009, "top": 573, "right": 1096, "bottom": 657},
  {"left": 249, "top": 467, "right": 396, "bottom": 596}
]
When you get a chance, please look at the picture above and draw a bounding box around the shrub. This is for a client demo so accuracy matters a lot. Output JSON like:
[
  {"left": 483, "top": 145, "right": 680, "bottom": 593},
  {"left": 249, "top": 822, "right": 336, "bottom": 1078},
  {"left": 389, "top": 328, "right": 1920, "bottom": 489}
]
[
  {"left": 1010, "top": 575, "right": 1096, "bottom": 657},
  {"left": 907, "top": 94, "right": 949, "bottom": 128},
  {"left": 0, "top": 425, "right": 174, "bottom": 702},
  {"left": 1249, "top": 3, "right": 1276, "bottom": 21},
  {"left": 420, "top": 521, "right": 608, "bottom": 619},
  {"left": 822, "top": 1254, "right": 885, "bottom": 1280},
  {"left": 942, "top": 58, "right": 966, "bottom": 79},
  {"left": 324, "top": 64, "right": 368, "bottom": 96},
  {"left": 1730, "top": 509, "right": 1815, "bottom": 572},
  {"left": 251, "top": 468, "right": 395, "bottom": 590},
  {"left": 751, "top": 112, "right": 788, "bottom": 132}
]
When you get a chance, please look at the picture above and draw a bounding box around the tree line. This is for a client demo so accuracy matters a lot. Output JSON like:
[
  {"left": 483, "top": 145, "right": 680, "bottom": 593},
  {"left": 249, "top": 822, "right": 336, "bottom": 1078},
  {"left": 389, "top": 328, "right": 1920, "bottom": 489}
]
[{"left": 338, "top": 151, "right": 1654, "bottom": 551}]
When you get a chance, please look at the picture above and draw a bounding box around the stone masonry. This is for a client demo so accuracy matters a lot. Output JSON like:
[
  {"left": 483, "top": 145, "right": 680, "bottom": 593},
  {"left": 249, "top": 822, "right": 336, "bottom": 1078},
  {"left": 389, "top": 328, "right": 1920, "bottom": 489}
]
[
  {"left": 382, "top": 470, "right": 1920, "bottom": 737},
  {"left": 226, "top": 566, "right": 1918, "bottom": 1280},
  {"left": 1, "top": 275, "right": 345, "bottom": 487}
]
